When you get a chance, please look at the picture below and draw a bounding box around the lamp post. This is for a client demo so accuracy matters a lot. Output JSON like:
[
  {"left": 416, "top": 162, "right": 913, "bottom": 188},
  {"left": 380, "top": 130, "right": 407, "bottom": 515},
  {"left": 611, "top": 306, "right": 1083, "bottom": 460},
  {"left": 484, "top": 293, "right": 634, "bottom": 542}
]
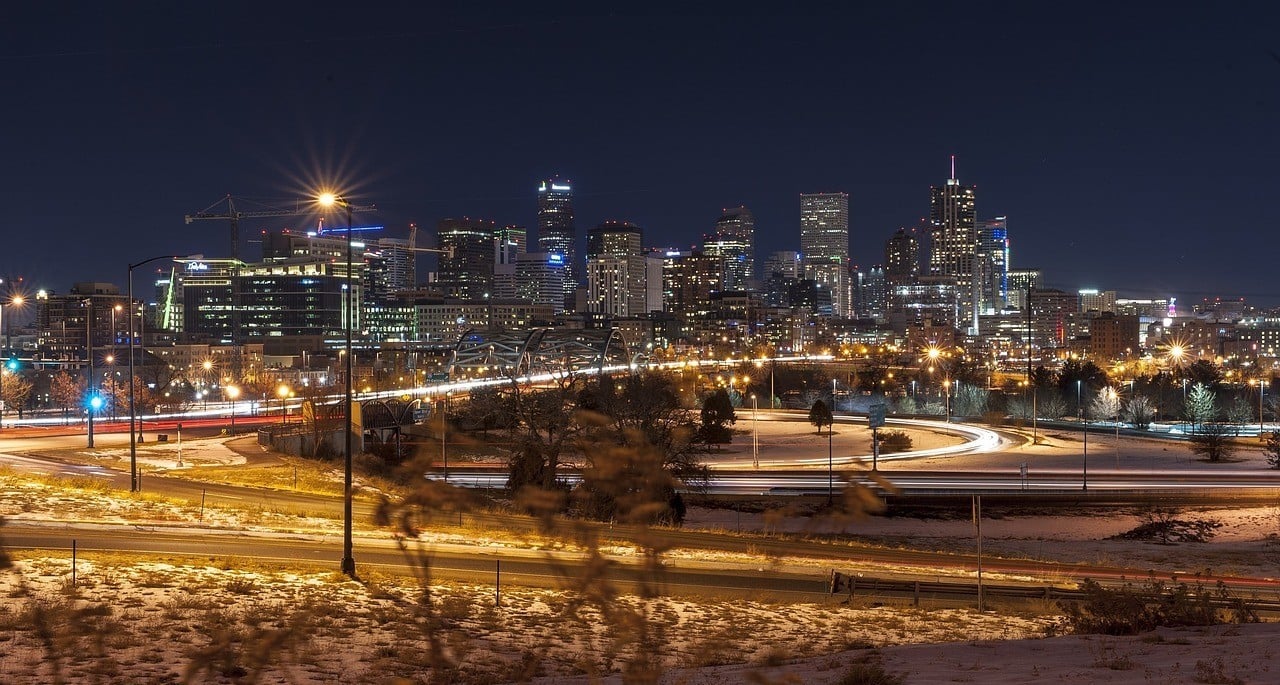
[
  {"left": 827, "top": 413, "right": 834, "bottom": 505},
  {"left": 277, "top": 384, "right": 290, "bottom": 424},
  {"left": 110, "top": 304, "right": 121, "bottom": 421},
  {"left": 84, "top": 298, "right": 96, "bottom": 448},
  {"left": 751, "top": 393, "right": 759, "bottom": 469},
  {"left": 129, "top": 254, "right": 185, "bottom": 492},
  {"left": 1258, "top": 379, "right": 1267, "bottom": 439},
  {"left": 318, "top": 192, "right": 357, "bottom": 578},
  {"left": 105, "top": 354, "right": 116, "bottom": 421},
  {"left": 1077, "top": 379, "right": 1087, "bottom": 491},
  {"left": 1108, "top": 386, "right": 1120, "bottom": 467},
  {"left": 226, "top": 385, "right": 240, "bottom": 435},
  {"left": 441, "top": 391, "right": 451, "bottom": 482},
  {"left": 0, "top": 294, "right": 23, "bottom": 426}
]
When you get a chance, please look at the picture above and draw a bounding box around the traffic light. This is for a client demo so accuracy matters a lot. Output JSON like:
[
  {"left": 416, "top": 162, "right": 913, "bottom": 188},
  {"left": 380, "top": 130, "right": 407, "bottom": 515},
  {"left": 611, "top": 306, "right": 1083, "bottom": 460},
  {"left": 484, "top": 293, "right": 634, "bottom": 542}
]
[
  {"left": 4, "top": 357, "right": 16, "bottom": 371},
  {"left": 88, "top": 395, "right": 104, "bottom": 411}
]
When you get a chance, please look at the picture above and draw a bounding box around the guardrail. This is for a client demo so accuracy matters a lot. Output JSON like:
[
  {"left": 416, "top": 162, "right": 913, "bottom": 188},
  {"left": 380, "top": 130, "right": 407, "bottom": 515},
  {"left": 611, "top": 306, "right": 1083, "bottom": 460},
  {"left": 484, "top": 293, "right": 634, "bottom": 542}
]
[{"left": 828, "top": 571, "right": 1280, "bottom": 614}]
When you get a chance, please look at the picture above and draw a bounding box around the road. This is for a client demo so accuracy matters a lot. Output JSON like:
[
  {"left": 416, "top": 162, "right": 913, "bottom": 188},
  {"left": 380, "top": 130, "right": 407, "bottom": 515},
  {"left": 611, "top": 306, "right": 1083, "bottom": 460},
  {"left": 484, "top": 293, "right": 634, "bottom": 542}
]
[
  {"left": 3, "top": 414, "right": 1280, "bottom": 599},
  {"left": 7, "top": 518, "right": 1278, "bottom": 599}
]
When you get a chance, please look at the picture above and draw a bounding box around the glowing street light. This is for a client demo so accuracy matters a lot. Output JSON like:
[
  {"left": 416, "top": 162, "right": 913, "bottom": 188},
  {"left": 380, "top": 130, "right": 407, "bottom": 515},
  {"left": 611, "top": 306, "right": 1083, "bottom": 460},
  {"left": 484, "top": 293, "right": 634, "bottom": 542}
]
[
  {"left": 0, "top": 294, "right": 25, "bottom": 427},
  {"left": 318, "top": 190, "right": 358, "bottom": 578},
  {"left": 277, "top": 384, "right": 291, "bottom": 424},
  {"left": 226, "top": 385, "right": 241, "bottom": 435}
]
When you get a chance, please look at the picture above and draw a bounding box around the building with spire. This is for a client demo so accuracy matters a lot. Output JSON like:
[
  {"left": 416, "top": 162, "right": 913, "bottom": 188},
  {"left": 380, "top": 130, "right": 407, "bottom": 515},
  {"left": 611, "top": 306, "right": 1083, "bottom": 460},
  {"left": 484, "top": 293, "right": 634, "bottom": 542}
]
[{"left": 928, "top": 156, "right": 978, "bottom": 330}]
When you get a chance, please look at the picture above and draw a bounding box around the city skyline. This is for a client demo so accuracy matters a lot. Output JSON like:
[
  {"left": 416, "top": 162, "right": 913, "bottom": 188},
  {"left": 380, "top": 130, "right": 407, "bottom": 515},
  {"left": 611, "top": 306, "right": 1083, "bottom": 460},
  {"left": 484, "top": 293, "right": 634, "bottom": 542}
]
[{"left": 3, "top": 5, "right": 1280, "bottom": 304}]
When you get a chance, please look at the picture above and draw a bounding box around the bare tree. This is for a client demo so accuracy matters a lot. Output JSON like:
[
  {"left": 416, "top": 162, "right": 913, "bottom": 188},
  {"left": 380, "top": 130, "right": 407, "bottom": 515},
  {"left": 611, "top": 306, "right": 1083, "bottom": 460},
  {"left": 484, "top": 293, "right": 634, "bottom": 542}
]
[
  {"left": 1189, "top": 422, "right": 1235, "bottom": 463},
  {"left": 0, "top": 374, "right": 32, "bottom": 419},
  {"left": 1089, "top": 391, "right": 1121, "bottom": 423},
  {"left": 1123, "top": 395, "right": 1157, "bottom": 429},
  {"left": 49, "top": 370, "right": 84, "bottom": 425}
]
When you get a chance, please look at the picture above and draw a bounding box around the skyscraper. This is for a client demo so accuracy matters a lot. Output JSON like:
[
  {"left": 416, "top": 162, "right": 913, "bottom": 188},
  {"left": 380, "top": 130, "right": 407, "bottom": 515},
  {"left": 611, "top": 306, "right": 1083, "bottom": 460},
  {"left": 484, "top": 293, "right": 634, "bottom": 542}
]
[
  {"left": 586, "top": 221, "right": 647, "bottom": 316},
  {"left": 536, "top": 179, "right": 576, "bottom": 308},
  {"left": 763, "top": 250, "right": 802, "bottom": 280},
  {"left": 800, "top": 192, "right": 851, "bottom": 317},
  {"left": 884, "top": 227, "right": 920, "bottom": 287},
  {"left": 976, "top": 217, "right": 1009, "bottom": 314},
  {"left": 703, "top": 206, "right": 754, "bottom": 290},
  {"left": 928, "top": 157, "right": 978, "bottom": 329},
  {"left": 1006, "top": 269, "right": 1043, "bottom": 310},
  {"left": 436, "top": 218, "right": 496, "bottom": 300},
  {"left": 495, "top": 224, "right": 526, "bottom": 265}
]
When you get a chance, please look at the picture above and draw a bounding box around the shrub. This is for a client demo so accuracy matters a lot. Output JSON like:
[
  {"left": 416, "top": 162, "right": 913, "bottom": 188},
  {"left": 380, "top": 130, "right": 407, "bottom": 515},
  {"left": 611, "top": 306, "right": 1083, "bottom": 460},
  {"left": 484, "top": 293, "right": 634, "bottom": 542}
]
[
  {"left": 878, "top": 430, "right": 913, "bottom": 454},
  {"left": 1059, "top": 579, "right": 1258, "bottom": 635},
  {"left": 839, "top": 660, "right": 905, "bottom": 685}
]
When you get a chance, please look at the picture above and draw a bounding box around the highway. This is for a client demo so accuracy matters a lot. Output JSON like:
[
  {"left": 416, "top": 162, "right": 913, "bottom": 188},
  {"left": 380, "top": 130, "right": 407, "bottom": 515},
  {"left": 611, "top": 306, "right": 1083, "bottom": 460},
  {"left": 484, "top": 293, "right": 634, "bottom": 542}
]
[
  {"left": 7, "top": 517, "right": 1279, "bottom": 599},
  {"left": 3, "top": 412, "right": 1280, "bottom": 600},
  {"left": 433, "top": 468, "right": 1280, "bottom": 496}
]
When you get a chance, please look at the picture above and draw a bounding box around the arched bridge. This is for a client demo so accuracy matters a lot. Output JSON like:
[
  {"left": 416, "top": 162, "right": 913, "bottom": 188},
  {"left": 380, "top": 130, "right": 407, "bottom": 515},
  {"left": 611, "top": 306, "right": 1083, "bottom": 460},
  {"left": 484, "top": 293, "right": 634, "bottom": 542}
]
[{"left": 447, "top": 328, "right": 637, "bottom": 378}]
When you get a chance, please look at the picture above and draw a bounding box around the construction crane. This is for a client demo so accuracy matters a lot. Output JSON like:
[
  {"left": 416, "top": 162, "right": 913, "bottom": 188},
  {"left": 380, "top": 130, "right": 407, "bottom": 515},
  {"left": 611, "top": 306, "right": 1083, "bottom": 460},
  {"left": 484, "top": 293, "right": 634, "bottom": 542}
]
[{"left": 185, "top": 194, "right": 375, "bottom": 261}]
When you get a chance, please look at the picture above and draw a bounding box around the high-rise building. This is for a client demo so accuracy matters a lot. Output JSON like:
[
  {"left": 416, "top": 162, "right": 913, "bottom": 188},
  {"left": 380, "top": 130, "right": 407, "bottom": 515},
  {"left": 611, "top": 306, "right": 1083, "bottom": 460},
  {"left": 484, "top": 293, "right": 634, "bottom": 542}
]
[
  {"left": 667, "top": 252, "right": 724, "bottom": 317},
  {"left": 1079, "top": 289, "right": 1118, "bottom": 313},
  {"left": 884, "top": 227, "right": 920, "bottom": 287},
  {"left": 495, "top": 224, "right": 526, "bottom": 265},
  {"left": 928, "top": 158, "right": 978, "bottom": 329},
  {"left": 704, "top": 206, "right": 755, "bottom": 289},
  {"left": 976, "top": 217, "right": 1009, "bottom": 314},
  {"left": 763, "top": 251, "right": 802, "bottom": 280},
  {"left": 536, "top": 179, "right": 576, "bottom": 308},
  {"left": 860, "top": 266, "right": 887, "bottom": 320},
  {"left": 1028, "top": 288, "right": 1078, "bottom": 349},
  {"left": 644, "top": 255, "right": 665, "bottom": 314},
  {"left": 493, "top": 252, "right": 568, "bottom": 314},
  {"left": 364, "top": 237, "right": 415, "bottom": 303},
  {"left": 436, "top": 218, "right": 496, "bottom": 300},
  {"left": 800, "top": 192, "right": 851, "bottom": 317},
  {"left": 585, "top": 221, "right": 647, "bottom": 317},
  {"left": 1007, "top": 269, "right": 1043, "bottom": 310}
]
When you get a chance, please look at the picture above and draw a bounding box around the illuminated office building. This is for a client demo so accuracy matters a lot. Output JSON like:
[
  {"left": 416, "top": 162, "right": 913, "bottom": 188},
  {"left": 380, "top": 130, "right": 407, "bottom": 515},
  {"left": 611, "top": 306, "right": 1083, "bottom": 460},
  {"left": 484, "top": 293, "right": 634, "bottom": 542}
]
[
  {"left": 928, "top": 159, "right": 977, "bottom": 329},
  {"left": 536, "top": 179, "right": 576, "bottom": 308},
  {"left": 800, "top": 192, "right": 851, "bottom": 317}
]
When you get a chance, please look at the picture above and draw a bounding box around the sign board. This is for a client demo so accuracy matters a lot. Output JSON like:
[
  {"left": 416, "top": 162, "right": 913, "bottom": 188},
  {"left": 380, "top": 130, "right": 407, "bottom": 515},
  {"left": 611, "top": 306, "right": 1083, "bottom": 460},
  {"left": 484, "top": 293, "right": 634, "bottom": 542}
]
[
  {"left": 868, "top": 402, "right": 888, "bottom": 428},
  {"left": 428, "top": 373, "right": 450, "bottom": 382}
]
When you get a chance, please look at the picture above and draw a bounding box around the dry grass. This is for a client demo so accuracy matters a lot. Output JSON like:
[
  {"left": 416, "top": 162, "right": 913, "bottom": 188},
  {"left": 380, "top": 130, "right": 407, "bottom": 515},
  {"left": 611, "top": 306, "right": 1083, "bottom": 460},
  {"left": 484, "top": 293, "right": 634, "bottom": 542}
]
[{"left": 0, "top": 552, "right": 1051, "bottom": 683}]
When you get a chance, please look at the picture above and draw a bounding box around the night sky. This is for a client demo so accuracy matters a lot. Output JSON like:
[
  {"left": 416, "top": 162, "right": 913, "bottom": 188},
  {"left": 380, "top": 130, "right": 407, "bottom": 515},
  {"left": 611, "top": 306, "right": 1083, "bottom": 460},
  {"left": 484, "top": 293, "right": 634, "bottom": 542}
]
[{"left": 4, "top": 4, "right": 1279, "bottom": 306}]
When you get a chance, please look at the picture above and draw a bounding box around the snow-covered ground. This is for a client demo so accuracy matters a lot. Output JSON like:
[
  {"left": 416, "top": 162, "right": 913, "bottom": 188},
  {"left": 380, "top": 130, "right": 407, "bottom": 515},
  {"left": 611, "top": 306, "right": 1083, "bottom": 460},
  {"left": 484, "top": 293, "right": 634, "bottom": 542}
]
[{"left": 2, "top": 427, "right": 1278, "bottom": 682}]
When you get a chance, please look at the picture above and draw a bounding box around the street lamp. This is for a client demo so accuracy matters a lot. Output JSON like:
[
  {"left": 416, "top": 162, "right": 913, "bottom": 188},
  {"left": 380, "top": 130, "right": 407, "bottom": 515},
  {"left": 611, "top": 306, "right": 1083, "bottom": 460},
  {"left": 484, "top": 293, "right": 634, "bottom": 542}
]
[
  {"left": 318, "top": 191, "right": 357, "bottom": 578},
  {"left": 128, "top": 254, "right": 187, "bottom": 492},
  {"left": 1257, "top": 378, "right": 1267, "bottom": 439},
  {"left": 105, "top": 354, "right": 116, "bottom": 421},
  {"left": 1077, "top": 379, "right": 1088, "bottom": 491},
  {"left": 0, "top": 294, "right": 24, "bottom": 426},
  {"left": 1107, "top": 386, "right": 1120, "bottom": 467},
  {"left": 84, "top": 297, "right": 96, "bottom": 448},
  {"left": 277, "top": 384, "right": 291, "bottom": 424},
  {"left": 226, "top": 385, "right": 240, "bottom": 435},
  {"left": 751, "top": 393, "right": 759, "bottom": 469}
]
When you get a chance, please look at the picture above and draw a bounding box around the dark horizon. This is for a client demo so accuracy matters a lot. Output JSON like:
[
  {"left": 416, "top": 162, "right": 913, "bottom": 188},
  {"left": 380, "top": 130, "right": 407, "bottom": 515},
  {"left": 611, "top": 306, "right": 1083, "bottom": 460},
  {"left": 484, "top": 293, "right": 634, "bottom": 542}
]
[{"left": 3, "top": 4, "right": 1279, "bottom": 306}]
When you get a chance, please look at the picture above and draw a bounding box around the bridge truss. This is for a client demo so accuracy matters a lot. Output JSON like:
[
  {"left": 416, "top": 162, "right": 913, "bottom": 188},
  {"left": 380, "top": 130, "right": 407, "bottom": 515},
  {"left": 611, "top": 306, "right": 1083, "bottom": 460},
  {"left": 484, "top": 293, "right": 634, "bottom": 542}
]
[{"left": 447, "top": 328, "right": 635, "bottom": 379}]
